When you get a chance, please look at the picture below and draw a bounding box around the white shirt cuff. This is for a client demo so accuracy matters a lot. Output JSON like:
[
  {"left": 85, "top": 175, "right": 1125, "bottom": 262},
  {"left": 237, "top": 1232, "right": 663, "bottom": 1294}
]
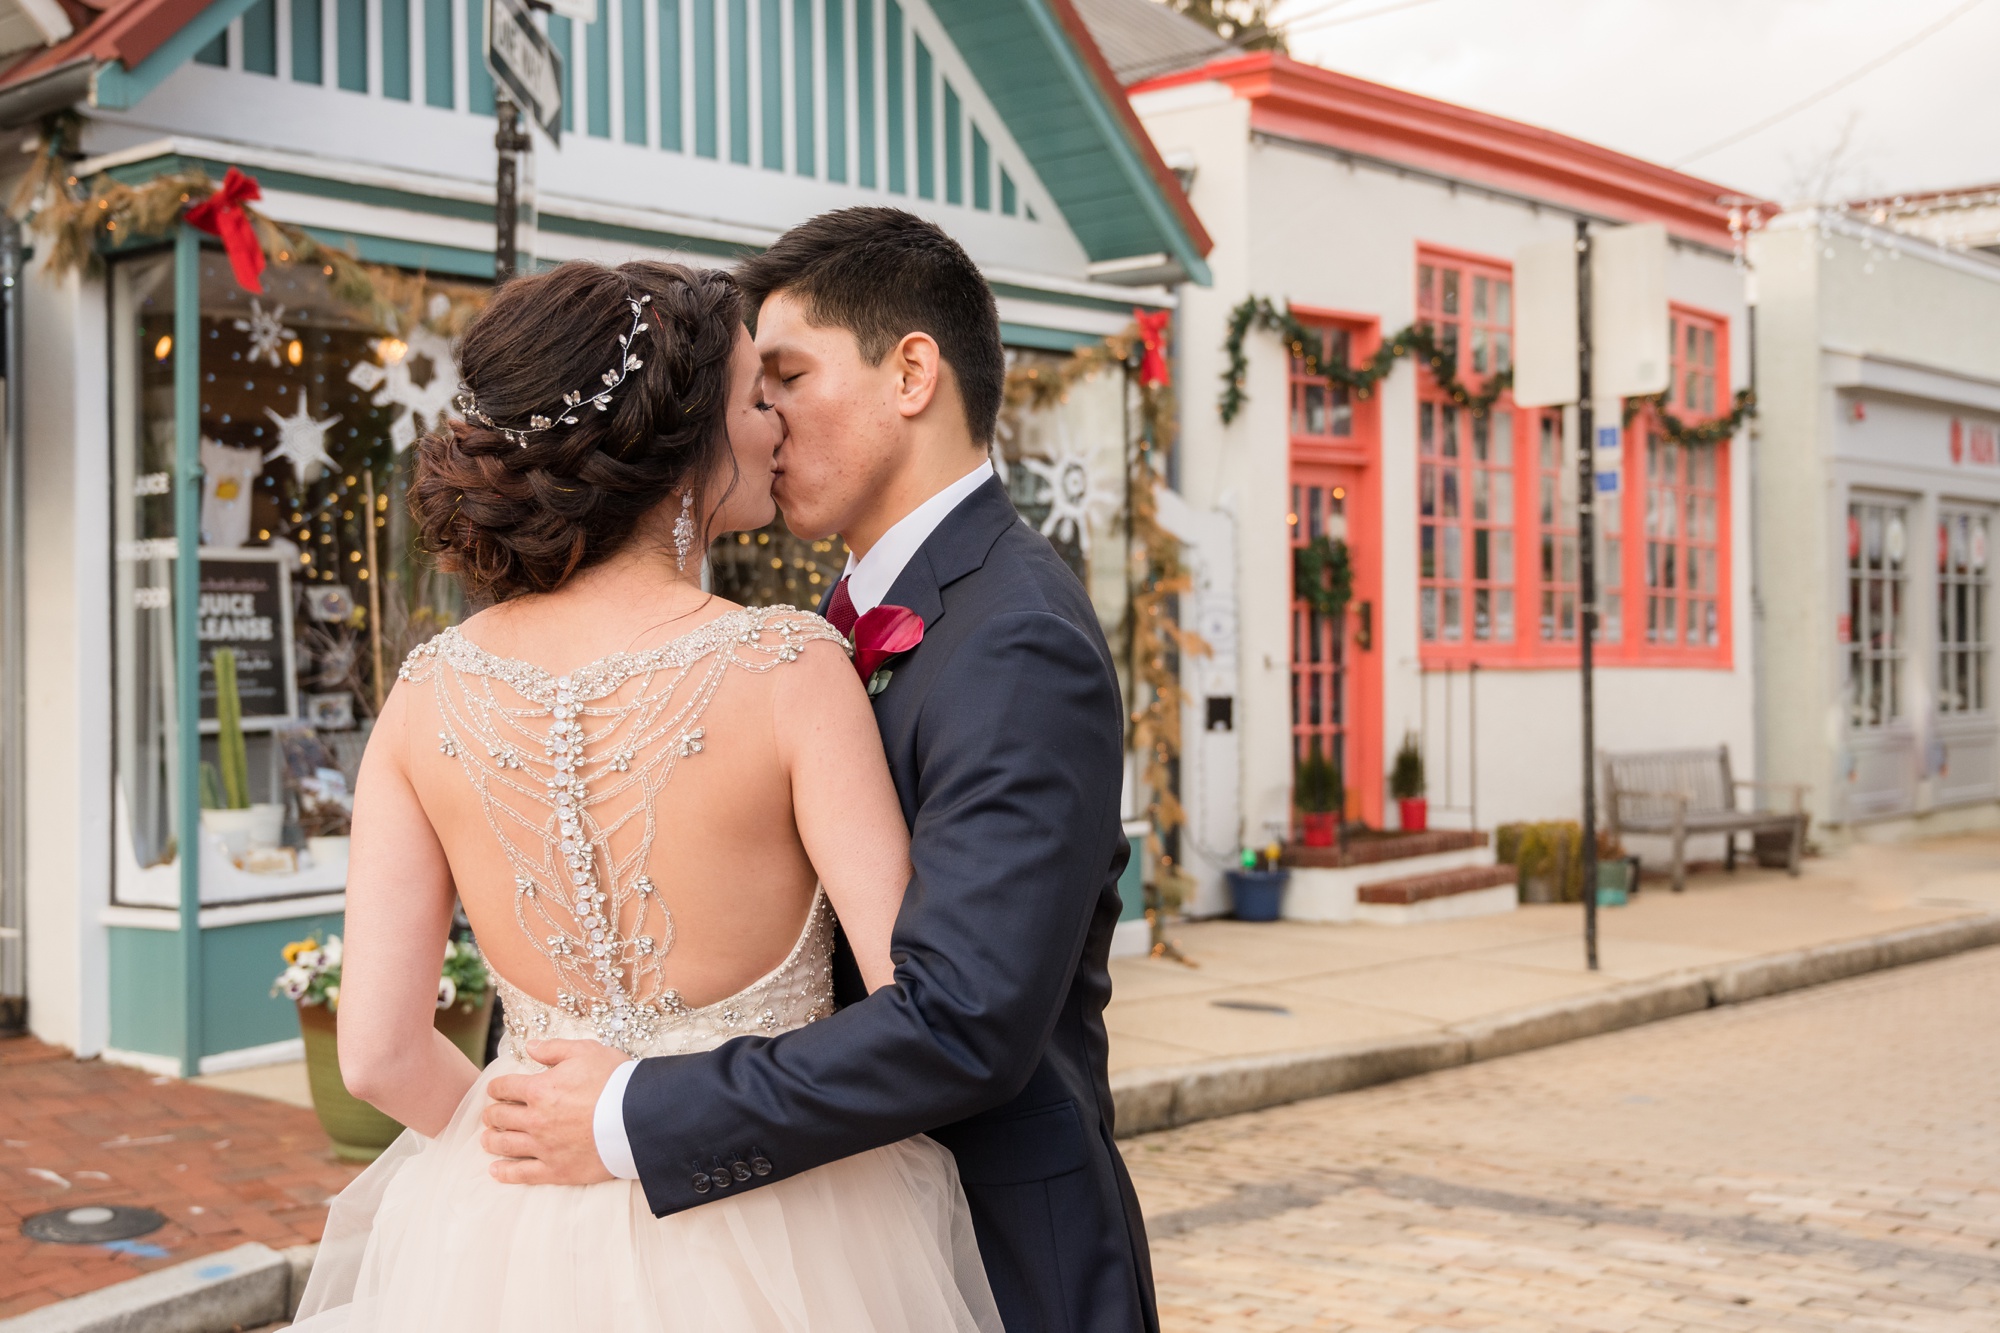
[{"left": 592, "top": 1058, "right": 641, "bottom": 1180}]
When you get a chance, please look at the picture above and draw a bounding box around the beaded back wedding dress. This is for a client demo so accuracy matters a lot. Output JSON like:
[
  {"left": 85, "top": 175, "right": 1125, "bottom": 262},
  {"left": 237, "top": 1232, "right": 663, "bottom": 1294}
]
[{"left": 288, "top": 606, "right": 1000, "bottom": 1332}]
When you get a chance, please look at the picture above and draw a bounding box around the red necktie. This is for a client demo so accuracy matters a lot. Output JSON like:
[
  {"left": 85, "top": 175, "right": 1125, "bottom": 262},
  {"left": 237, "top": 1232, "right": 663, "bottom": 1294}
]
[{"left": 825, "top": 576, "right": 858, "bottom": 638}]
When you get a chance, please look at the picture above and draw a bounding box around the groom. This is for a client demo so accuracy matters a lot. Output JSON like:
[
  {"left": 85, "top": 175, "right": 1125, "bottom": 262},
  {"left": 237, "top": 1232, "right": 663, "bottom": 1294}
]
[{"left": 482, "top": 206, "right": 1157, "bottom": 1331}]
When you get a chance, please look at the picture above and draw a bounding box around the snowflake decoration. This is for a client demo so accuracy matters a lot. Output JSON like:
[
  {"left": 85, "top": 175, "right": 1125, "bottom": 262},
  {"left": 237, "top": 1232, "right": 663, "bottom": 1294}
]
[
  {"left": 1021, "top": 426, "right": 1119, "bottom": 556},
  {"left": 263, "top": 387, "right": 343, "bottom": 483},
  {"left": 348, "top": 321, "right": 459, "bottom": 453},
  {"left": 233, "top": 299, "right": 297, "bottom": 367}
]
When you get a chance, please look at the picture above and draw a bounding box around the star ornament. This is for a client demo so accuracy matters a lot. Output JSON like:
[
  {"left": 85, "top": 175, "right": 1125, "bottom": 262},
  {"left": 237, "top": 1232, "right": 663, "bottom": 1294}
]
[
  {"left": 1022, "top": 426, "right": 1120, "bottom": 556},
  {"left": 263, "top": 387, "right": 342, "bottom": 483},
  {"left": 348, "top": 323, "right": 459, "bottom": 452},
  {"left": 234, "top": 299, "right": 297, "bottom": 367}
]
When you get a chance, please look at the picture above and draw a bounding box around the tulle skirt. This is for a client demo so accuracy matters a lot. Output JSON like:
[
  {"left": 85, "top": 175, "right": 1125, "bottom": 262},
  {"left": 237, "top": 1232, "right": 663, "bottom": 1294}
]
[{"left": 290, "top": 1055, "right": 1001, "bottom": 1332}]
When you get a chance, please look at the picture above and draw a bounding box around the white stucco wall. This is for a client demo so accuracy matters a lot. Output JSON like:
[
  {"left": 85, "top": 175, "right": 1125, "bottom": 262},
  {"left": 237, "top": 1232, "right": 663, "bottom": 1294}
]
[
  {"left": 1139, "top": 82, "right": 1756, "bottom": 902},
  {"left": 22, "top": 263, "right": 113, "bottom": 1055},
  {"left": 1751, "top": 215, "right": 2000, "bottom": 836}
]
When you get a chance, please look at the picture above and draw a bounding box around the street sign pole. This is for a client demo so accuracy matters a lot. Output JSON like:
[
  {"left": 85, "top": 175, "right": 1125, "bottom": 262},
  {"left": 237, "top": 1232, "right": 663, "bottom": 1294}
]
[
  {"left": 1574, "top": 217, "right": 1600, "bottom": 972},
  {"left": 494, "top": 97, "right": 528, "bottom": 281},
  {"left": 485, "top": 0, "right": 562, "bottom": 283}
]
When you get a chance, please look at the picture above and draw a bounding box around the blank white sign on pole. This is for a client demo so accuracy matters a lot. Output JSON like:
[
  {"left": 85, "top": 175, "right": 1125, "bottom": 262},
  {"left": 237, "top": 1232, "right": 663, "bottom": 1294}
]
[
  {"left": 1512, "top": 236, "right": 1578, "bottom": 408},
  {"left": 1592, "top": 222, "right": 1669, "bottom": 400}
]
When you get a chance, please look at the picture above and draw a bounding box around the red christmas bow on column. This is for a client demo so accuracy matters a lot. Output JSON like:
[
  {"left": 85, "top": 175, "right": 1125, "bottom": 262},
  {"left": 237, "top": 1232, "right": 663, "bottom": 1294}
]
[
  {"left": 185, "top": 168, "right": 267, "bottom": 294},
  {"left": 1134, "top": 308, "right": 1171, "bottom": 388}
]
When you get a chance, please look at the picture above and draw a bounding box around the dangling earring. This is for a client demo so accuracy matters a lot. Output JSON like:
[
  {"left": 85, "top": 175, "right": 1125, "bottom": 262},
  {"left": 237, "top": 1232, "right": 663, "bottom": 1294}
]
[{"left": 672, "top": 490, "right": 696, "bottom": 572}]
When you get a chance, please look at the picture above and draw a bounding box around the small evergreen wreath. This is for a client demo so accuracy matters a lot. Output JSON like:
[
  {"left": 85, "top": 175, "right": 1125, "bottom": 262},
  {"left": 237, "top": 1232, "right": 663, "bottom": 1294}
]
[{"left": 1294, "top": 536, "right": 1353, "bottom": 620}]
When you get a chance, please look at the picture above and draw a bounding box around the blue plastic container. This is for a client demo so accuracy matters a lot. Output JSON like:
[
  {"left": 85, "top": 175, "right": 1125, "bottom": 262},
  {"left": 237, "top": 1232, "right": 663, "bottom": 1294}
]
[{"left": 1225, "top": 869, "right": 1290, "bottom": 922}]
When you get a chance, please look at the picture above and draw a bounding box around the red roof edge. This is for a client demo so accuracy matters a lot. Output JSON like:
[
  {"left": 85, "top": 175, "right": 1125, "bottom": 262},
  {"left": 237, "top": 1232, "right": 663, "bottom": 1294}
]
[
  {"left": 1044, "top": 0, "right": 1214, "bottom": 263},
  {"left": 1133, "top": 52, "right": 1771, "bottom": 250},
  {"left": 2, "top": 0, "right": 237, "bottom": 92}
]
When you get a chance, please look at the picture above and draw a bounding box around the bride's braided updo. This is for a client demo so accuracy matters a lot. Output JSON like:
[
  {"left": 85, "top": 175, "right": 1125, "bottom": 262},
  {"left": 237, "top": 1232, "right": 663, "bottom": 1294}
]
[{"left": 413, "top": 260, "right": 742, "bottom": 603}]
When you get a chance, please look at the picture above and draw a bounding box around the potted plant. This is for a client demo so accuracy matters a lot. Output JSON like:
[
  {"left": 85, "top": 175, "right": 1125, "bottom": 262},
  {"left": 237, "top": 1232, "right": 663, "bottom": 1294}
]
[
  {"left": 200, "top": 649, "right": 285, "bottom": 862},
  {"left": 1225, "top": 846, "right": 1290, "bottom": 922},
  {"left": 1390, "top": 732, "right": 1427, "bottom": 832},
  {"left": 1294, "top": 739, "right": 1342, "bottom": 847},
  {"left": 275, "top": 934, "right": 493, "bottom": 1161}
]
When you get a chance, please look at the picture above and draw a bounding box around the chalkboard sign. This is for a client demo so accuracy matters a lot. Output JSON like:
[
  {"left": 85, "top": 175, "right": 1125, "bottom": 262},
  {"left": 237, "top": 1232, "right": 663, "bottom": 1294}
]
[{"left": 195, "top": 549, "right": 298, "bottom": 731}]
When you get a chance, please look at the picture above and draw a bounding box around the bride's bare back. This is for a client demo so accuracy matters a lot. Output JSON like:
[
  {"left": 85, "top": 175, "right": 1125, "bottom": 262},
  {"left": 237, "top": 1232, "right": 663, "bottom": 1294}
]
[
  {"left": 338, "top": 588, "right": 909, "bottom": 1135},
  {"left": 400, "top": 603, "right": 846, "bottom": 1040}
]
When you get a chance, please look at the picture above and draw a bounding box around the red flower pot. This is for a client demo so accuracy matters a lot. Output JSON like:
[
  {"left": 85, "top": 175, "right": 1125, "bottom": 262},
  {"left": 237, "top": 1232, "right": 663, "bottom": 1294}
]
[
  {"left": 1397, "top": 797, "right": 1428, "bottom": 833},
  {"left": 1299, "top": 812, "right": 1337, "bottom": 847}
]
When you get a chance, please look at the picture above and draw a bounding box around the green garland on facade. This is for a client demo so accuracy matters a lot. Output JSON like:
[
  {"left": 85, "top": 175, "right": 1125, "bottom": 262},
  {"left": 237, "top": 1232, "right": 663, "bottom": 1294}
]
[
  {"left": 1293, "top": 535, "right": 1352, "bottom": 620},
  {"left": 1220, "top": 296, "right": 1512, "bottom": 426},
  {"left": 1624, "top": 387, "right": 1757, "bottom": 447},
  {"left": 1224, "top": 293, "right": 1758, "bottom": 449}
]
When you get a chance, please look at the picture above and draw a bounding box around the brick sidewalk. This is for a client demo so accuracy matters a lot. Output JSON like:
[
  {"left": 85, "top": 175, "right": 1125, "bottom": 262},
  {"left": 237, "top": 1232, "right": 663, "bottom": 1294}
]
[{"left": 0, "top": 1036, "right": 360, "bottom": 1320}]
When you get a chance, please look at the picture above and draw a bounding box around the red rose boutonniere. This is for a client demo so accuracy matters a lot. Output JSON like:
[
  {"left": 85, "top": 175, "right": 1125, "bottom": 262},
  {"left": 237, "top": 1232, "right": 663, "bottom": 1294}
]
[{"left": 851, "top": 605, "right": 924, "bottom": 697}]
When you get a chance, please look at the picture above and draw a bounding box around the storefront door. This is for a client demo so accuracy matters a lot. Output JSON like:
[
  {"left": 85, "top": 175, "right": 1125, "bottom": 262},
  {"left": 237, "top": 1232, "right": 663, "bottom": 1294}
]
[{"left": 1290, "top": 462, "right": 1382, "bottom": 826}]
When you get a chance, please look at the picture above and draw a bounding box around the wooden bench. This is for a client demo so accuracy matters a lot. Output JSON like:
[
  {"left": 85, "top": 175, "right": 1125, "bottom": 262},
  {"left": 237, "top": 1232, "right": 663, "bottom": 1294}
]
[{"left": 1601, "top": 746, "right": 1807, "bottom": 892}]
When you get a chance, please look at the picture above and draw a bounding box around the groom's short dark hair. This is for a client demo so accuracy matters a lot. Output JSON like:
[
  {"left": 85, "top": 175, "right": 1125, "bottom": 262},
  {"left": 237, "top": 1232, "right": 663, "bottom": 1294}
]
[{"left": 737, "top": 207, "right": 1004, "bottom": 444}]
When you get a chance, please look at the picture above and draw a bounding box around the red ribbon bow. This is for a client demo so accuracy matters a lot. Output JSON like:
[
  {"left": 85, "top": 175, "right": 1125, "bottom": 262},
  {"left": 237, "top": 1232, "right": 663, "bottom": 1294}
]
[
  {"left": 1134, "top": 308, "right": 1172, "bottom": 388},
  {"left": 851, "top": 605, "right": 925, "bottom": 685},
  {"left": 185, "top": 167, "right": 267, "bottom": 294}
]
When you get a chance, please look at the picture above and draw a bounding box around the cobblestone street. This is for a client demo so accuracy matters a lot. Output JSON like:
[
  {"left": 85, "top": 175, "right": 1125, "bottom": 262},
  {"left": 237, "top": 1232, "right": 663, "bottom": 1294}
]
[{"left": 1127, "top": 946, "right": 2000, "bottom": 1332}]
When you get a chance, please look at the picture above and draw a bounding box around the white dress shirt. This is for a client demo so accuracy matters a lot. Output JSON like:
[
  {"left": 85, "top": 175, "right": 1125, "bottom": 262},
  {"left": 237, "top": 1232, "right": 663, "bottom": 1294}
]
[{"left": 592, "top": 458, "right": 996, "bottom": 1180}]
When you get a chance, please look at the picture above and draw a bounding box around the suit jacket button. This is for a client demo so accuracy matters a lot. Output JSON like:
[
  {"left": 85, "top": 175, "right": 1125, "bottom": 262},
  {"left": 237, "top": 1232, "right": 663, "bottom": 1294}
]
[
  {"left": 690, "top": 1174, "right": 711, "bottom": 1194},
  {"left": 731, "top": 1160, "right": 753, "bottom": 1182},
  {"left": 750, "top": 1155, "right": 773, "bottom": 1176},
  {"left": 711, "top": 1170, "right": 733, "bottom": 1190}
]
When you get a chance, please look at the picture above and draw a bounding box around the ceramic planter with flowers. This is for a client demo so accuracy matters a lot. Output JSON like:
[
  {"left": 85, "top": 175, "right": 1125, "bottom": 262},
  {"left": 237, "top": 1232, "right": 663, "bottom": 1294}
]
[{"left": 276, "top": 935, "right": 493, "bottom": 1161}]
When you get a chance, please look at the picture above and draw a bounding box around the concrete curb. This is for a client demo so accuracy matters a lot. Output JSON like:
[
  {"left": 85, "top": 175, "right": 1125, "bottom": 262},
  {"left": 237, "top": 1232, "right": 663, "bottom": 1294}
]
[
  {"left": 1112, "top": 912, "right": 2000, "bottom": 1137},
  {"left": 0, "top": 1241, "right": 311, "bottom": 1333}
]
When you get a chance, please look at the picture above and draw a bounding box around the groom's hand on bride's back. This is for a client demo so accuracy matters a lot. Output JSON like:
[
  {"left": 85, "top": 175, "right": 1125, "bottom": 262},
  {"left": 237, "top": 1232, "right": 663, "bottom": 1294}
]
[{"left": 481, "top": 1039, "right": 626, "bottom": 1185}]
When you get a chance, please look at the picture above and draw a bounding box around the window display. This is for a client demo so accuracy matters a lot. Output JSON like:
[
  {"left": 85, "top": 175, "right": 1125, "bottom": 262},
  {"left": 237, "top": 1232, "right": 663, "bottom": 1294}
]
[{"left": 110, "top": 248, "right": 476, "bottom": 903}]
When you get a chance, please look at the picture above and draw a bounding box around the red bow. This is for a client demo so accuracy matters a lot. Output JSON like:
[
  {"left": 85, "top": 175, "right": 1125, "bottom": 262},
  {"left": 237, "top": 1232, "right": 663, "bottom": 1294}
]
[
  {"left": 185, "top": 168, "right": 267, "bottom": 294},
  {"left": 1134, "top": 308, "right": 1171, "bottom": 388},
  {"left": 851, "top": 605, "right": 924, "bottom": 685}
]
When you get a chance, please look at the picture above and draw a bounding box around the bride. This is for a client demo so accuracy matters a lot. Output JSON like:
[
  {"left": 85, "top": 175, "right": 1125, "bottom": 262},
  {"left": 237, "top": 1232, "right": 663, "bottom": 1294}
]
[{"left": 289, "top": 259, "right": 1000, "bottom": 1331}]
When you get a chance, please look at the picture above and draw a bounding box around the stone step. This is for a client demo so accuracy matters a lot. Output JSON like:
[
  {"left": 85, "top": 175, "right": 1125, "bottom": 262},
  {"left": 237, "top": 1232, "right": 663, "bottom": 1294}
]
[{"left": 1357, "top": 864, "right": 1518, "bottom": 906}]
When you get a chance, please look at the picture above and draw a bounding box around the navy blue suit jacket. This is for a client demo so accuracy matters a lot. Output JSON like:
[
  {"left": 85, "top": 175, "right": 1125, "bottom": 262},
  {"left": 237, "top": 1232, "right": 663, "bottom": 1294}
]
[{"left": 624, "top": 478, "right": 1158, "bottom": 1332}]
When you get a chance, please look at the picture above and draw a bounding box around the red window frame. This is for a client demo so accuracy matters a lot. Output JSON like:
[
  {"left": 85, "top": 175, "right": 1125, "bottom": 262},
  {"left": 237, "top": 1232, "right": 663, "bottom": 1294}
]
[{"left": 1414, "top": 247, "right": 1733, "bottom": 670}]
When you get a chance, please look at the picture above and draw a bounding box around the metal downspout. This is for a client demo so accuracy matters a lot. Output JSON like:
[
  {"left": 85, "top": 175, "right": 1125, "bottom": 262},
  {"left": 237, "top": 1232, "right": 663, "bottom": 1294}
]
[
  {"left": 174, "top": 225, "right": 203, "bottom": 1075},
  {"left": 0, "top": 218, "right": 25, "bottom": 1033}
]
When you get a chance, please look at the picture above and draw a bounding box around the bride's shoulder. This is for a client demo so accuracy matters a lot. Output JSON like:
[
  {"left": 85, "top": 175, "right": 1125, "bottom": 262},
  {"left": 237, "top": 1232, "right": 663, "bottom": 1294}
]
[{"left": 730, "top": 604, "right": 851, "bottom": 656}]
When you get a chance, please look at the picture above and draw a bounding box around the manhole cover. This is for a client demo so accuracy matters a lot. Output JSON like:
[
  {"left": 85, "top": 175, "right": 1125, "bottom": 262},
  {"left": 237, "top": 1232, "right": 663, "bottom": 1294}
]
[{"left": 22, "top": 1205, "right": 167, "bottom": 1244}]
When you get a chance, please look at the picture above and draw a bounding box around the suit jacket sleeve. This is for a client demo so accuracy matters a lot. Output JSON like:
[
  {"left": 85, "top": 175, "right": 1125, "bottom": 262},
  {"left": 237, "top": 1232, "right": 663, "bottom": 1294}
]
[{"left": 623, "top": 607, "right": 1125, "bottom": 1217}]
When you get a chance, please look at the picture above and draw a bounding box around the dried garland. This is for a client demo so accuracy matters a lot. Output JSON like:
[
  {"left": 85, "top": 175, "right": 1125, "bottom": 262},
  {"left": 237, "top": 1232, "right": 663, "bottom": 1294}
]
[
  {"left": 1006, "top": 324, "right": 1207, "bottom": 959},
  {"left": 1220, "top": 296, "right": 1511, "bottom": 426},
  {"left": 10, "top": 113, "right": 485, "bottom": 336},
  {"left": 1225, "top": 293, "right": 1758, "bottom": 449}
]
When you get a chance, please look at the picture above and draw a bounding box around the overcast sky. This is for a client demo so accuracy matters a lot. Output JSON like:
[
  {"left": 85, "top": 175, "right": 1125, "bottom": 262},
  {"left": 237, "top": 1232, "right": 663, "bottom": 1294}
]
[{"left": 1272, "top": 0, "right": 1997, "bottom": 205}]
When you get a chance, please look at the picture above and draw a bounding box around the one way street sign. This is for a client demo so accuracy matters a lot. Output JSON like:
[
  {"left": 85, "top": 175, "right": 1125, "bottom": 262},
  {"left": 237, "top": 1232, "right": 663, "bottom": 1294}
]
[{"left": 485, "top": 0, "right": 562, "bottom": 143}]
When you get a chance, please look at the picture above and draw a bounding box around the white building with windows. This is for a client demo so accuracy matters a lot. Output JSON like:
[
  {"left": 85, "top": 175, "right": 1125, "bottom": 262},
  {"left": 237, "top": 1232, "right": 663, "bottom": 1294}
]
[
  {"left": 1115, "top": 42, "right": 1759, "bottom": 914},
  {"left": 1752, "top": 208, "right": 2000, "bottom": 838}
]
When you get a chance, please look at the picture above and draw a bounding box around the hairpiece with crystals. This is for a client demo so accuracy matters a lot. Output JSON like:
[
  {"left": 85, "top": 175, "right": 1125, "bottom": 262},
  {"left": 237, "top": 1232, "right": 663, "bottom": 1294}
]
[{"left": 455, "top": 294, "right": 654, "bottom": 449}]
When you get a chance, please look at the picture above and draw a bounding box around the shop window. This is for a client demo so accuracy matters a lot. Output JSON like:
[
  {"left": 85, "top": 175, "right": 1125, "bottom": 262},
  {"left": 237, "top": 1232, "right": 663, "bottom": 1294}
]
[
  {"left": 1535, "top": 412, "right": 1576, "bottom": 642},
  {"left": 111, "top": 250, "right": 472, "bottom": 898},
  {"left": 1847, "top": 499, "right": 1909, "bottom": 729},
  {"left": 1937, "top": 508, "right": 1990, "bottom": 715},
  {"left": 1289, "top": 327, "right": 1353, "bottom": 440},
  {"left": 1418, "top": 251, "right": 1516, "bottom": 648},
  {"left": 1643, "top": 436, "right": 1720, "bottom": 647}
]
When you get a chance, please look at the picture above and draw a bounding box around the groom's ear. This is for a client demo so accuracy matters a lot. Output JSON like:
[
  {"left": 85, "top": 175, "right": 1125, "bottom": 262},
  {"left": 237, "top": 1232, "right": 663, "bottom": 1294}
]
[{"left": 890, "top": 331, "right": 944, "bottom": 422}]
